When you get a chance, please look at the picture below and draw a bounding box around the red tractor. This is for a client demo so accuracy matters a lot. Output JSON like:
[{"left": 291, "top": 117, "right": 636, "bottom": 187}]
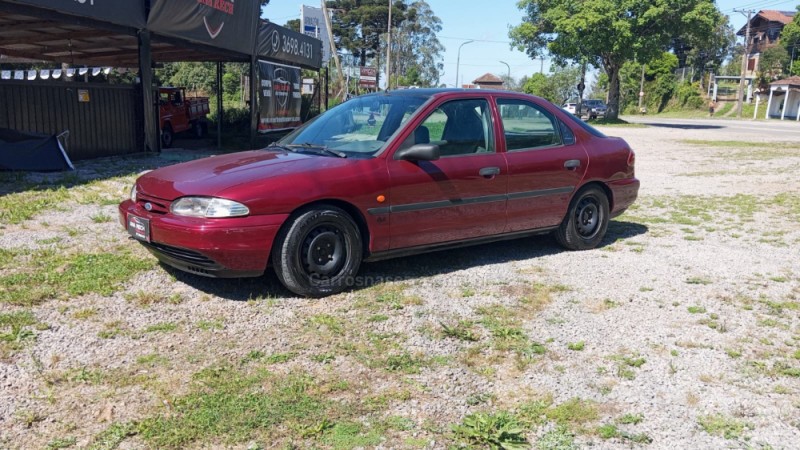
[{"left": 158, "top": 87, "right": 210, "bottom": 148}]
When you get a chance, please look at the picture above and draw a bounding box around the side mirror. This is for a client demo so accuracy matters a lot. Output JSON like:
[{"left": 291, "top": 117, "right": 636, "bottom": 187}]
[{"left": 394, "top": 144, "right": 440, "bottom": 161}]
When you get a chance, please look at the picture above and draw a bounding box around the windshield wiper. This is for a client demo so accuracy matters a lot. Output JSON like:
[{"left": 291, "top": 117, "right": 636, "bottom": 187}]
[
  {"left": 266, "top": 143, "right": 296, "bottom": 153},
  {"left": 287, "top": 143, "right": 347, "bottom": 158}
]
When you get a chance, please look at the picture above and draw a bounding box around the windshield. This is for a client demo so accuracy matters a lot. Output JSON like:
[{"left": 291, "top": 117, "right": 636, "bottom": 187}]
[{"left": 279, "top": 93, "right": 429, "bottom": 157}]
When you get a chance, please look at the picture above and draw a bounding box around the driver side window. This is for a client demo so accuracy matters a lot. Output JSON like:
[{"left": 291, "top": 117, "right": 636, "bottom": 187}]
[{"left": 410, "top": 99, "right": 495, "bottom": 157}]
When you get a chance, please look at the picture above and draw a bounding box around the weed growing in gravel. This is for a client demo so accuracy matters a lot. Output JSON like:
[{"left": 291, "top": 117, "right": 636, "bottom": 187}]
[
  {"left": 0, "top": 310, "right": 39, "bottom": 358},
  {"left": 535, "top": 426, "right": 577, "bottom": 450},
  {"left": 617, "top": 413, "right": 644, "bottom": 425},
  {"left": 1, "top": 249, "right": 153, "bottom": 306},
  {"left": 697, "top": 413, "right": 753, "bottom": 439},
  {"left": 452, "top": 411, "right": 528, "bottom": 449},
  {"left": 567, "top": 341, "right": 586, "bottom": 351},
  {"left": 440, "top": 320, "right": 479, "bottom": 342},
  {"left": 608, "top": 353, "right": 647, "bottom": 380},
  {"left": 72, "top": 308, "right": 97, "bottom": 320},
  {"left": 45, "top": 437, "right": 77, "bottom": 449},
  {"left": 143, "top": 322, "right": 178, "bottom": 334},
  {"left": 196, "top": 319, "right": 223, "bottom": 331}
]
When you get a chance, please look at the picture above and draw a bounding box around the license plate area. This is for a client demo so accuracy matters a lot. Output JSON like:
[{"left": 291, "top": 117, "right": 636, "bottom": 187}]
[{"left": 127, "top": 213, "right": 150, "bottom": 242}]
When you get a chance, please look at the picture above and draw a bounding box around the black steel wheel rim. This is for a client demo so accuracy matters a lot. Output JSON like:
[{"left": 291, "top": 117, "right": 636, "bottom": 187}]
[
  {"left": 301, "top": 225, "right": 346, "bottom": 279},
  {"left": 575, "top": 196, "right": 601, "bottom": 238}
]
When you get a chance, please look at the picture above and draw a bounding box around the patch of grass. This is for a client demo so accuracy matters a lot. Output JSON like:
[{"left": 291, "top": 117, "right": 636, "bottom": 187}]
[
  {"left": 367, "top": 314, "right": 389, "bottom": 323},
  {"left": 90, "top": 213, "right": 113, "bottom": 223},
  {"left": 617, "top": 413, "right": 644, "bottom": 425},
  {"left": 597, "top": 423, "right": 619, "bottom": 439},
  {"left": 143, "top": 322, "right": 178, "bottom": 334},
  {"left": 697, "top": 413, "right": 752, "bottom": 439},
  {"left": 136, "top": 367, "right": 334, "bottom": 448},
  {"left": 87, "top": 422, "right": 137, "bottom": 450},
  {"left": 452, "top": 411, "right": 528, "bottom": 449},
  {"left": 72, "top": 308, "right": 97, "bottom": 320},
  {"left": 591, "top": 118, "right": 647, "bottom": 127},
  {"left": 686, "top": 277, "right": 712, "bottom": 286},
  {"left": 567, "top": 341, "right": 585, "bottom": 351},
  {"left": 264, "top": 352, "right": 297, "bottom": 364},
  {"left": 45, "top": 437, "right": 77, "bottom": 449},
  {"left": 307, "top": 314, "right": 344, "bottom": 333},
  {"left": 137, "top": 354, "right": 169, "bottom": 366},
  {"left": 687, "top": 306, "right": 707, "bottom": 314},
  {"left": 544, "top": 397, "right": 599, "bottom": 425},
  {"left": 384, "top": 352, "right": 429, "bottom": 374},
  {"left": 0, "top": 310, "right": 39, "bottom": 357},
  {"left": 441, "top": 320, "right": 479, "bottom": 342},
  {"left": 196, "top": 319, "right": 223, "bottom": 331},
  {"left": 535, "top": 425, "right": 577, "bottom": 450},
  {"left": 1, "top": 249, "right": 153, "bottom": 306}
]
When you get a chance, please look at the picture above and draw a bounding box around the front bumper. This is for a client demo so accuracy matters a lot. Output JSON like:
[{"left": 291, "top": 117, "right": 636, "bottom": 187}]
[{"left": 119, "top": 200, "right": 289, "bottom": 278}]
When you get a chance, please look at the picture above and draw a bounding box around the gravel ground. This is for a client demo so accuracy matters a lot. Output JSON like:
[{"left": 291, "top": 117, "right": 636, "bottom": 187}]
[{"left": 1, "top": 123, "right": 799, "bottom": 449}]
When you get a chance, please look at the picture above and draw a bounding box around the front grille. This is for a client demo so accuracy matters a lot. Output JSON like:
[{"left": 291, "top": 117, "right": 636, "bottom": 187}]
[
  {"left": 137, "top": 192, "right": 170, "bottom": 215},
  {"left": 143, "top": 242, "right": 219, "bottom": 268}
]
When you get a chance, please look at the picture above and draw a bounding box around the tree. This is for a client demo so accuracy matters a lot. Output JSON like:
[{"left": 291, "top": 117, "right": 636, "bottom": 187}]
[
  {"left": 755, "top": 46, "right": 790, "bottom": 90},
  {"left": 781, "top": 6, "right": 800, "bottom": 75},
  {"left": 389, "top": 0, "right": 444, "bottom": 87},
  {"left": 510, "top": 0, "right": 721, "bottom": 119},
  {"left": 326, "top": 0, "right": 407, "bottom": 69},
  {"left": 522, "top": 65, "right": 581, "bottom": 104}
]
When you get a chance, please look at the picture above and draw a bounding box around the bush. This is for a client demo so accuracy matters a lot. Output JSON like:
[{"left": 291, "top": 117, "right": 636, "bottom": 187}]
[
  {"left": 675, "top": 82, "right": 704, "bottom": 109},
  {"left": 208, "top": 107, "right": 250, "bottom": 132}
]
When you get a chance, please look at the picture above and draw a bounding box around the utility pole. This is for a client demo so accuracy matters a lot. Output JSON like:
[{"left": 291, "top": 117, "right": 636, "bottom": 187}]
[
  {"left": 734, "top": 9, "right": 753, "bottom": 118},
  {"left": 576, "top": 60, "right": 586, "bottom": 117},
  {"left": 385, "top": 0, "right": 392, "bottom": 90},
  {"left": 455, "top": 40, "right": 474, "bottom": 88},
  {"left": 540, "top": 56, "right": 544, "bottom": 74},
  {"left": 638, "top": 63, "right": 646, "bottom": 111},
  {"left": 499, "top": 61, "right": 510, "bottom": 89},
  {"left": 321, "top": 1, "right": 344, "bottom": 99}
]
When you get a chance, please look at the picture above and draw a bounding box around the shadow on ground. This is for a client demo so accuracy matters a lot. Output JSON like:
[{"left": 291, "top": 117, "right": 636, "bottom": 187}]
[
  {"left": 637, "top": 122, "right": 724, "bottom": 130},
  {"left": 167, "top": 220, "right": 649, "bottom": 301}
]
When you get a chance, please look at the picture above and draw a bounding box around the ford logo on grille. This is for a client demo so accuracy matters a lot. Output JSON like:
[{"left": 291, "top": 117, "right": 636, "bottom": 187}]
[{"left": 144, "top": 202, "right": 153, "bottom": 211}]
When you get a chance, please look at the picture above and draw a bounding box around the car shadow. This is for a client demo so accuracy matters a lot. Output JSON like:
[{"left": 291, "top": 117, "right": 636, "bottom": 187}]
[
  {"left": 637, "top": 122, "right": 724, "bottom": 130},
  {"left": 167, "top": 220, "right": 649, "bottom": 301}
]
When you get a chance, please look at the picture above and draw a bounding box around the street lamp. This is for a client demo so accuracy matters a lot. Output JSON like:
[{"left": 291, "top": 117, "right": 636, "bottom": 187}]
[
  {"left": 499, "top": 61, "right": 510, "bottom": 88},
  {"left": 455, "top": 40, "right": 474, "bottom": 88}
]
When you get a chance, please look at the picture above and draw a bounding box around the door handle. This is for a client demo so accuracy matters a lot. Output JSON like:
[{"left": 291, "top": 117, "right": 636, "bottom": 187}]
[
  {"left": 564, "top": 159, "right": 581, "bottom": 170},
  {"left": 479, "top": 166, "right": 501, "bottom": 178}
]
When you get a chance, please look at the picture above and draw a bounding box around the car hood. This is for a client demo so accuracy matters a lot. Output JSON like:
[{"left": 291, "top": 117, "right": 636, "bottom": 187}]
[{"left": 136, "top": 150, "right": 350, "bottom": 200}]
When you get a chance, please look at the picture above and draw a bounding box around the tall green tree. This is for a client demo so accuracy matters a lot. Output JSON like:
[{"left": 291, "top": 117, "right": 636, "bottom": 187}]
[
  {"left": 326, "top": 0, "right": 407, "bottom": 68},
  {"left": 522, "top": 65, "right": 581, "bottom": 104},
  {"left": 389, "top": 0, "right": 444, "bottom": 87},
  {"left": 510, "top": 0, "right": 721, "bottom": 119},
  {"left": 780, "top": 6, "right": 800, "bottom": 75}
]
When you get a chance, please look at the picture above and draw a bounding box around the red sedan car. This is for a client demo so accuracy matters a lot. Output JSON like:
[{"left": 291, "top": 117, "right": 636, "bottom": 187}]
[{"left": 119, "top": 89, "right": 639, "bottom": 297}]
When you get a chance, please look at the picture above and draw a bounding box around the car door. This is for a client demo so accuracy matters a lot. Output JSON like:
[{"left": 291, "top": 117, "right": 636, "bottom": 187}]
[
  {"left": 496, "top": 97, "right": 588, "bottom": 232},
  {"left": 385, "top": 97, "right": 508, "bottom": 249}
]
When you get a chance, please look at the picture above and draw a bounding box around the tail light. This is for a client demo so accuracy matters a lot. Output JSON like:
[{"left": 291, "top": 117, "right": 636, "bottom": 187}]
[{"left": 627, "top": 148, "right": 636, "bottom": 167}]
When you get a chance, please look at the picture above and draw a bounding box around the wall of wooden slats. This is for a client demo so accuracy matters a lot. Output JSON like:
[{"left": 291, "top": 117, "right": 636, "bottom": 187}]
[{"left": 0, "top": 81, "right": 143, "bottom": 160}]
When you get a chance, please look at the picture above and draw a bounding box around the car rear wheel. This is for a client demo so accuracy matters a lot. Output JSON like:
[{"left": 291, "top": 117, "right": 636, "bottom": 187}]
[
  {"left": 161, "top": 124, "right": 173, "bottom": 149},
  {"left": 272, "top": 206, "right": 362, "bottom": 297},
  {"left": 555, "top": 186, "right": 609, "bottom": 250}
]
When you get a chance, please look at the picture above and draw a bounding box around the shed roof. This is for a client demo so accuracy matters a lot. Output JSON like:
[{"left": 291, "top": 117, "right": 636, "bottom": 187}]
[
  {"left": 473, "top": 73, "right": 503, "bottom": 84},
  {"left": 771, "top": 76, "right": 800, "bottom": 87}
]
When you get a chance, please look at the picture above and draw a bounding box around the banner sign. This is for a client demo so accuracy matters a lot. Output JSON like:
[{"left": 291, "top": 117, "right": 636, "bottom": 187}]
[
  {"left": 258, "top": 61, "right": 302, "bottom": 132},
  {"left": 301, "top": 5, "right": 330, "bottom": 63},
  {"left": 148, "top": 0, "right": 259, "bottom": 55},
  {"left": 9, "top": 0, "right": 146, "bottom": 28},
  {"left": 257, "top": 21, "right": 322, "bottom": 70},
  {"left": 360, "top": 67, "right": 377, "bottom": 88}
]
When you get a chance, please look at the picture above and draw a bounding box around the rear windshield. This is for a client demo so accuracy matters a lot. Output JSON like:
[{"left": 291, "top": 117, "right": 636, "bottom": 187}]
[{"left": 561, "top": 110, "right": 607, "bottom": 138}]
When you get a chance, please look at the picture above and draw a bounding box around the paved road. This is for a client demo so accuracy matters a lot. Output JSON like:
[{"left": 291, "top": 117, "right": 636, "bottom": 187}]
[{"left": 621, "top": 115, "right": 800, "bottom": 139}]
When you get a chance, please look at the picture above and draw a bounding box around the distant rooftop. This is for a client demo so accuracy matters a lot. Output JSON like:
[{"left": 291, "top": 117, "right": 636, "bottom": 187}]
[{"left": 737, "top": 10, "right": 796, "bottom": 35}]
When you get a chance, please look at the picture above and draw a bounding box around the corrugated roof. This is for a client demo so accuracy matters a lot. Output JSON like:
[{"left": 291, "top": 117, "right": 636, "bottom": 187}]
[{"left": 771, "top": 76, "right": 800, "bottom": 87}]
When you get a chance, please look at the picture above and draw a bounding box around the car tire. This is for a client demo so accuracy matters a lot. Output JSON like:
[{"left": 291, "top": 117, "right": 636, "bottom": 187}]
[
  {"left": 555, "top": 186, "right": 609, "bottom": 251},
  {"left": 272, "top": 206, "right": 363, "bottom": 297},
  {"left": 161, "top": 124, "right": 173, "bottom": 149},
  {"left": 193, "top": 121, "right": 205, "bottom": 138}
]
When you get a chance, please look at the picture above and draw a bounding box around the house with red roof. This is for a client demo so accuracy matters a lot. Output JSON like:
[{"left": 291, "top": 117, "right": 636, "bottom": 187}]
[{"left": 738, "top": 10, "right": 796, "bottom": 77}]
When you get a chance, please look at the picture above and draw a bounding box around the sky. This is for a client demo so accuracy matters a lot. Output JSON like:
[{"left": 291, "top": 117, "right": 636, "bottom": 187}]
[{"left": 262, "top": 0, "right": 798, "bottom": 88}]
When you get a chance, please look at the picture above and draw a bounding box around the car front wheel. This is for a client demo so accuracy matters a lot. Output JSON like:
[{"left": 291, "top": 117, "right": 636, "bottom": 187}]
[
  {"left": 272, "top": 206, "right": 362, "bottom": 297},
  {"left": 555, "top": 186, "right": 609, "bottom": 250}
]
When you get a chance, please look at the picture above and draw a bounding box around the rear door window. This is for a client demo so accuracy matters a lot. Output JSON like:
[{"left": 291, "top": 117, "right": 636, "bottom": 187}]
[{"left": 497, "top": 99, "right": 561, "bottom": 151}]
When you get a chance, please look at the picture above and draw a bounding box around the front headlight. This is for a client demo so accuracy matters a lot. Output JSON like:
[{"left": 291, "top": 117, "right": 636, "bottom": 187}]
[
  {"left": 130, "top": 184, "right": 138, "bottom": 202},
  {"left": 170, "top": 197, "right": 250, "bottom": 218}
]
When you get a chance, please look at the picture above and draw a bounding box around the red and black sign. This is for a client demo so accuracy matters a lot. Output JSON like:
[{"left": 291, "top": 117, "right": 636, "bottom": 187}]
[
  {"left": 257, "top": 61, "right": 302, "bottom": 132},
  {"left": 9, "top": 0, "right": 146, "bottom": 28},
  {"left": 148, "top": 0, "right": 259, "bottom": 55}
]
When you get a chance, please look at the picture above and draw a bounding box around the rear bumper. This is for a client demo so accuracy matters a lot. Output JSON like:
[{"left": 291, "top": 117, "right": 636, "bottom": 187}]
[
  {"left": 119, "top": 200, "right": 288, "bottom": 278},
  {"left": 607, "top": 178, "right": 639, "bottom": 217}
]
